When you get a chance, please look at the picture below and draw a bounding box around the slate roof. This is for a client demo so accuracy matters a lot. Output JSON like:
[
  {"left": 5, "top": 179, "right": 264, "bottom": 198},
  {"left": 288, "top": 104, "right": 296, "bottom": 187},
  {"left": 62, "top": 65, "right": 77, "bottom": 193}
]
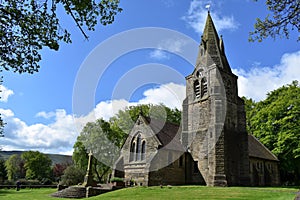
[
  {"left": 140, "top": 117, "right": 278, "bottom": 161},
  {"left": 144, "top": 117, "right": 185, "bottom": 152},
  {"left": 248, "top": 135, "right": 279, "bottom": 161}
]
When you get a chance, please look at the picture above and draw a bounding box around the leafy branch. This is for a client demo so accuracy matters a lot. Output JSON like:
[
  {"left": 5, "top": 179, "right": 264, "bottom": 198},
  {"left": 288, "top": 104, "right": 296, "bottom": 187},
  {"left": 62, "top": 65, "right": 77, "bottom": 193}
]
[{"left": 249, "top": 0, "right": 299, "bottom": 42}]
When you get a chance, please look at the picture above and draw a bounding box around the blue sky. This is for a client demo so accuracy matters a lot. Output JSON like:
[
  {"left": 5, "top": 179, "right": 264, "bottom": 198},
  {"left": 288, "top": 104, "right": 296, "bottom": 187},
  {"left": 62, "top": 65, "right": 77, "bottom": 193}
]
[{"left": 0, "top": 0, "right": 299, "bottom": 155}]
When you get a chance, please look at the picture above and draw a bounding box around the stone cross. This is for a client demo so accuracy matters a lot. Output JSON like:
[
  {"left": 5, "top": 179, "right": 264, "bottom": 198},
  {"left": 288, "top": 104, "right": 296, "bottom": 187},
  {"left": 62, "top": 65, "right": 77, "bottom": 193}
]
[{"left": 83, "top": 150, "right": 94, "bottom": 187}]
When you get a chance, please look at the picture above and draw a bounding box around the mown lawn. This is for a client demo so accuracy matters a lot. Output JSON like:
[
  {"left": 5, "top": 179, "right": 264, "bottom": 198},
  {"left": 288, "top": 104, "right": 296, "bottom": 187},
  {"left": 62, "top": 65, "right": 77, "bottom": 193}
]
[{"left": 0, "top": 186, "right": 299, "bottom": 200}]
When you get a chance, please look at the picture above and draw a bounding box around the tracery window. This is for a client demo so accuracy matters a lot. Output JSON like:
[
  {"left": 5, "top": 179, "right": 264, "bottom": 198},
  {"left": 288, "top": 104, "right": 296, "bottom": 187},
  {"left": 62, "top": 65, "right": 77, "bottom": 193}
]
[
  {"left": 136, "top": 134, "right": 141, "bottom": 161},
  {"left": 141, "top": 141, "right": 146, "bottom": 160},
  {"left": 129, "top": 133, "right": 146, "bottom": 162},
  {"left": 129, "top": 141, "right": 135, "bottom": 162}
]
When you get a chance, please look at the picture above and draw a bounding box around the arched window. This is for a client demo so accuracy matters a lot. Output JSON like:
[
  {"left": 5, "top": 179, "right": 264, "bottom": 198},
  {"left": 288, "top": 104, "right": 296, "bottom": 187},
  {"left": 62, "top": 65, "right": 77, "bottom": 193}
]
[
  {"left": 129, "top": 141, "right": 135, "bottom": 162},
  {"left": 129, "top": 133, "right": 146, "bottom": 162},
  {"left": 136, "top": 134, "right": 141, "bottom": 161},
  {"left": 141, "top": 141, "right": 146, "bottom": 160},
  {"left": 194, "top": 80, "right": 201, "bottom": 99},
  {"left": 201, "top": 77, "right": 208, "bottom": 97}
]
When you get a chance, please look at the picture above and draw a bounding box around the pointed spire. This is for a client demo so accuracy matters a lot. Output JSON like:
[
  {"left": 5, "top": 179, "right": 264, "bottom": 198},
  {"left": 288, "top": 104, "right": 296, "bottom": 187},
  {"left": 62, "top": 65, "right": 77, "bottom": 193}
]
[
  {"left": 202, "top": 12, "right": 219, "bottom": 46},
  {"left": 196, "top": 12, "right": 231, "bottom": 72}
]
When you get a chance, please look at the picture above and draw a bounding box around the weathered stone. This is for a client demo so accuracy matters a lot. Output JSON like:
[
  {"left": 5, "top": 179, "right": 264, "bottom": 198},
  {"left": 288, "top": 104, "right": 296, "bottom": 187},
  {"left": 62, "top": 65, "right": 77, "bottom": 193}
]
[{"left": 112, "top": 12, "right": 279, "bottom": 188}]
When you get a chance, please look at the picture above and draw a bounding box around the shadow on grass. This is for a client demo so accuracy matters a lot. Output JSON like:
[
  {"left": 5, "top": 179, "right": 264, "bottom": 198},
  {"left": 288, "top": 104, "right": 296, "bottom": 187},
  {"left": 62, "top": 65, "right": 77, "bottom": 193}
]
[{"left": 0, "top": 189, "right": 16, "bottom": 196}]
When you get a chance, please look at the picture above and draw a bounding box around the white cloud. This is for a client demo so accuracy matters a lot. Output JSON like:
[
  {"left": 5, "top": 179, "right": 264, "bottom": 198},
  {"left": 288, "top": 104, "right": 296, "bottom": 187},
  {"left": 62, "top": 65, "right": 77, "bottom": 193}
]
[
  {"left": 138, "top": 82, "right": 185, "bottom": 109},
  {"left": 1, "top": 108, "right": 78, "bottom": 155},
  {"left": 1, "top": 82, "right": 186, "bottom": 155},
  {"left": 149, "top": 38, "right": 188, "bottom": 60},
  {"left": 0, "top": 85, "right": 14, "bottom": 102},
  {"left": 233, "top": 50, "right": 300, "bottom": 101},
  {"left": 150, "top": 49, "right": 170, "bottom": 60},
  {"left": 182, "top": 0, "right": 238, "bottom": 35},
  {"left": 35, "top": 111, "right": 56, "bottom": 119},
  {"left": 1, "top": 50, "right": 298, "bottom": 154}
]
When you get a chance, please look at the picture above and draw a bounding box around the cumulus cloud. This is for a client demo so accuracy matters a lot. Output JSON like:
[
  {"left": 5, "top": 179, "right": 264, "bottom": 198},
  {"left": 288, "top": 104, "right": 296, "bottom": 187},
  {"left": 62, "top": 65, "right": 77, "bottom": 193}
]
[
  {"left": 1, "top": 108, "right": 78, "bottom": 155},
  {"left": 150, "top": 49, "right": 170, "bottom": 60},
  {"left": 1, "top": 82, "right": 186, "bottom": 155},
  {"left": 233, "top": 50, "right": 300, "bottom": 101},
  {"left": 182, "top": 0, "right": 238, "bottom": 35},
  {"left": 35, "top": 111, "right": 56, "bottom": 119},
  {"left": 149, "top": 38, "right": 188, "bottom": 60},
  {"left": 0, "top": 85, "right": 14, "bottom": 102},
  {"left": 3, "top": 49, "right": 298, "bottom": 154},
  {"left": 138, "top": 82, "right": 185, "bottom": 109}
]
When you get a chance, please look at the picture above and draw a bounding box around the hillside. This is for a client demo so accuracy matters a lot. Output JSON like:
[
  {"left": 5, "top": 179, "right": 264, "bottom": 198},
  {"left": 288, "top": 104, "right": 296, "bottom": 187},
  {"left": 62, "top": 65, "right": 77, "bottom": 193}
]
[{"left": 0, "top": 151, "right": 72, "bottom": 165}]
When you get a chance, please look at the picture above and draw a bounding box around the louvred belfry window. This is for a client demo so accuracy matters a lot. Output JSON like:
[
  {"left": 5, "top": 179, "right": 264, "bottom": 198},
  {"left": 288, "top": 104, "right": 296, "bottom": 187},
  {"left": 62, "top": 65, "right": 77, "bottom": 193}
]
[{"left": 194, "top": 80, "right": 201, "bottom": 99}]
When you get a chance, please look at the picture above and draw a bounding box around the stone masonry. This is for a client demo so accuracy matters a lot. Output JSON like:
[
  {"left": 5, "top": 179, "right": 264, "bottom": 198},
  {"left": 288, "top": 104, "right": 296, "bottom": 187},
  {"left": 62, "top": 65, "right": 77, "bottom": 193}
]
[{"left": 181, "top": 12, "right": 250, "bottom": 186}]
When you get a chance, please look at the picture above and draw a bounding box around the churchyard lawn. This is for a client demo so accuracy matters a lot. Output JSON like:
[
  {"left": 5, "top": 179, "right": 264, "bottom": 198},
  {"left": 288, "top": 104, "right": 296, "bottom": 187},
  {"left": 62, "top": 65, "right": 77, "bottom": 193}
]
[{"left": 0, "top": 186, "right": 298, "bottom": 200}]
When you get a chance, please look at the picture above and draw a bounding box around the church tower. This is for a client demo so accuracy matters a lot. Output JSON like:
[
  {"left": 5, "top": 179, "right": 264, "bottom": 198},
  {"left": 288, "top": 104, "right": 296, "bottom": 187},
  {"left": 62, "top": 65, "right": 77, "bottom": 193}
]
[{"left": 181, "top": 12, "right": 250, "bottom": 186}]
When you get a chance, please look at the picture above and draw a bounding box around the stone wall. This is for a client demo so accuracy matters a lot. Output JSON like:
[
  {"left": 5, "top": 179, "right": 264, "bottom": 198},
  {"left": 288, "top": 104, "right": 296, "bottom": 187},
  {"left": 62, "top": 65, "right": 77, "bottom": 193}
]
[
  {"left": 249, "top": 158, "right": 280, "bottom": 186},
  {"left": 149, "top": 151, "right": 186, "bottom": 186}
]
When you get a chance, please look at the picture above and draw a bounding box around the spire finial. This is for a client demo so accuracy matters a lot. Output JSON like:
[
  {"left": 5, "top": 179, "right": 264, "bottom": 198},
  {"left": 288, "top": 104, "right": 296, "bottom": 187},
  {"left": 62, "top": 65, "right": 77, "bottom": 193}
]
[{"left": 205, "top": 4, "right": 211, "bottom": 13}]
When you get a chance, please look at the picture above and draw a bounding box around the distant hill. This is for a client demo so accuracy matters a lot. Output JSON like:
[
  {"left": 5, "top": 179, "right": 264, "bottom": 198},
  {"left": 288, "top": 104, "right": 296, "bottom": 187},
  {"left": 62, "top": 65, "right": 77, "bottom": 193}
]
[{"left": 0, "top": 151, "right": 73, "bottom": 165}]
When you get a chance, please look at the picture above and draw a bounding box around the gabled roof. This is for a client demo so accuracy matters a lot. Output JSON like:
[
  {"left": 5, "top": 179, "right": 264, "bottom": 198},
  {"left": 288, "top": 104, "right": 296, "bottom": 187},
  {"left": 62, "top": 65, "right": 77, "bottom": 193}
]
[
  {"left": 248, "top": 135, "right": 279, "bottom": 161},
  {"left": 144, "top": 116, "right": 185, "bottom": 152}
]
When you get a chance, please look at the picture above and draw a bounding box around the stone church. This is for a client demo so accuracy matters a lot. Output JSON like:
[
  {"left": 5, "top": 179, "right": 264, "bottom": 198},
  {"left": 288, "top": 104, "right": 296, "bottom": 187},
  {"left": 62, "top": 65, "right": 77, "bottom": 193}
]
[{"left": 113, "top": 12, "right": 280, "bottom": 187}]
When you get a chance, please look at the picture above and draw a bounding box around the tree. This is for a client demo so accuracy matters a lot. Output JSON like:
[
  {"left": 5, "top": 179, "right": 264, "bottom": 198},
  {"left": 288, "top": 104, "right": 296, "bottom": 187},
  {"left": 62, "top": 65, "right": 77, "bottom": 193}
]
[
  {"left": 0, "top": 159, "right": 7, "bottom": 183},
  {"left": 0, "top": 0, "right": 122, "bottom": 74},
  {"left": 0, "top": 72, "right": 5, "bottom": 138},
  {"left": 249, "top": 0, "right": 300, "bottom": 42},
  {"left": 109, "top": 104, "right": 181, "bottom": 136},
  {"left": 242, "top": 97, "right": 257, "bottom": 134},
  {"left": 52, "top": 163, "right": 69, "bottom": 182},
  {"left": 73, "top": 104, "right": 182, "bottom": 183},
  {"left": 21, "top": 151, "right": 52, "bottom": 180},
  {"left": 245, "top": 81, "right": 300, "bottom": 183},
  {"left": 77, "top": 119, "right": 120, "bottom": 182},
  {"left": 72, "top": 141, "right": 89, "bottom": 170},
  {"left": 5, "top": 154, "right": 25, "bottom": 181},
  {"left": 60, "top": 165, "right": 85, "bottom": 186}
]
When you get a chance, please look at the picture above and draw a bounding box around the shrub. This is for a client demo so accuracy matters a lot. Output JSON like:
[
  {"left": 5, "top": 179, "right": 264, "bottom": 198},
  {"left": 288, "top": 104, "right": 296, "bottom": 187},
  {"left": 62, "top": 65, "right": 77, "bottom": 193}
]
[
  {"left": 110, "top": 177, "right": 124, "bottom": 182},
  {"left": 59, "top": 165, "right": 85, "bottom": 186}
]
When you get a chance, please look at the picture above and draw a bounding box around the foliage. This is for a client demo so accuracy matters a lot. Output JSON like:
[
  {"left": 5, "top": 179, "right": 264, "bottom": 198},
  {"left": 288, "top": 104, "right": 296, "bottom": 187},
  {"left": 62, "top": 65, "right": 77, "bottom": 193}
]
[
  {"left": 17, "top": 179, "right": 41, "bottom": 185},
  {"left": 73, "top": 139, "right": 112, "bottom": 183},
  {"left": 52, "top": 163, "right": 69, "bottom": 182},
  {"left": 0, "top": 72, "right": 5, "bottom": 138},
  {"left": 59, "top": 165, "right": 85, "bottom": 186},
  {"left": 0, "top": 0, "right": 122, "bottom": 74},
  {"left": 5, "top": 154, "right": 25, "bottom": 181},
  {"left": 250, "top": 0, "right": 300, "bottom": 42},
  {"left": 110, "top": 177, "right": 124, "bottom": 182},
  {"left": 21, "top": 151, "right": 52, "bottom": 180},
  {"left": 77, "top": 119, "right": 121, "bottom": 182},
  {"left": 72, "top": 140, "right": 89, "bottom": 170},
  {"left": 0, "top": 159, "right": 7, "bottom": 183},
  {"left": 109, "top": 104, "right": 181, "bottom": 136},
  {"left": 244, "top": 81, "right": 300, "bottom": 183},
  {"left": 73, "top": 104, "right": 181, "bottom": 183}
]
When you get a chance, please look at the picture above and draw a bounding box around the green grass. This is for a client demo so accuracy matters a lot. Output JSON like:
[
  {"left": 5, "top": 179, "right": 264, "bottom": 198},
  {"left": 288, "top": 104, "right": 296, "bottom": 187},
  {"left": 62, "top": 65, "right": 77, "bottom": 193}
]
[
  {"left": 0, "top": 186, "right": 299, "bottom": 200},
  {"left": 0, "top": 188, "right": 68, "bottom": 200}
]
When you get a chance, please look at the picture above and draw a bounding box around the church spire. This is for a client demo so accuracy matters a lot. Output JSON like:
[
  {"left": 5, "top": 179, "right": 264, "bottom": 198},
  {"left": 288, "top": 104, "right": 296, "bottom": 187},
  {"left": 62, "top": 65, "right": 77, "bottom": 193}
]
[{"left": 196, "top": 12, "right": 231, "bottom": 72}]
